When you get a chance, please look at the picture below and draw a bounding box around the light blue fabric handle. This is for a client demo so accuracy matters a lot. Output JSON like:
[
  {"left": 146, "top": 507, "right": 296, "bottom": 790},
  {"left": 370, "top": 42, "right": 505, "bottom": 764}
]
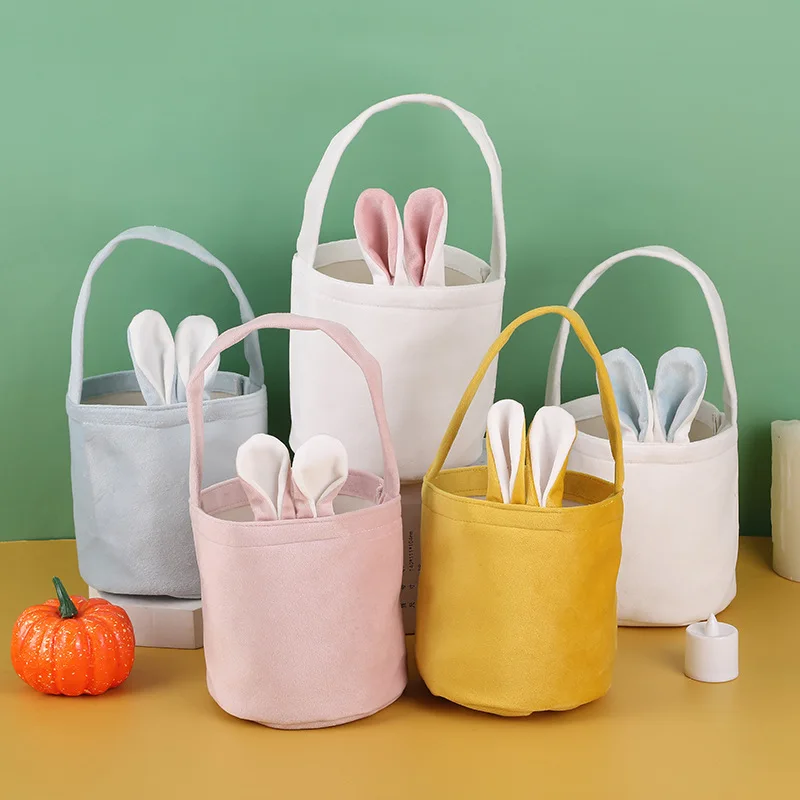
[{"left": 67, "top": 227, "right": 265, "bottom": 403}]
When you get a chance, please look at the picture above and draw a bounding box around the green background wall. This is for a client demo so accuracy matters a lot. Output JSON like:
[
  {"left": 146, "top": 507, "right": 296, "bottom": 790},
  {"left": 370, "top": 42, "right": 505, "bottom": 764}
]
[{"left": 1, "top": 1, "right": 797, "bottom": 541}]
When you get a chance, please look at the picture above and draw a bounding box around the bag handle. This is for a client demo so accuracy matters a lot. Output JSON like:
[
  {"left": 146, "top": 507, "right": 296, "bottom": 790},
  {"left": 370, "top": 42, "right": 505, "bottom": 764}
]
[
  {"left": 187, "top": 313, "right": 400, "bottom": 505},
  {"left": 67, "top": 226, "right": 265, "bottom": 404},
  {"left": 545, "top": 246, "right": 738, "bottom": 424},
  {"left": 427, "top": 306, "right": 624, "bottom": 492},
  {"left": 295, "top": 93, "right": 506, "bottom": 278}
]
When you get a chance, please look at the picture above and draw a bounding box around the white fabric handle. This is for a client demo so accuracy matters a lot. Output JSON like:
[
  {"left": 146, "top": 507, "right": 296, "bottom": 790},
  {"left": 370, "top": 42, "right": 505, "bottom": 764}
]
[
  {"left": 68, "top": 226, "right": 265, "bottom": 403},
  {"left": 545, "top": 246, "right": 738, "bottom": 424},
  {"left": 295, "top": 93, "right": 506, "bottom": 278}
]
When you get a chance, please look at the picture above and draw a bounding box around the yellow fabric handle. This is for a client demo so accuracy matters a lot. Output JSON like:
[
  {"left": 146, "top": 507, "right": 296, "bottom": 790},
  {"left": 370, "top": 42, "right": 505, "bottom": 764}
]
[{"left": 426, "top": 306, "right": 625, "bottom": 491}]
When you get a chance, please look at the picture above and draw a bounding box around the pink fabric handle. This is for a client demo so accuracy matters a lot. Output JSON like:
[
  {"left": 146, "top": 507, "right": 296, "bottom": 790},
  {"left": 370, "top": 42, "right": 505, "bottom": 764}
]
[{"left": 187, "top": 313, "right": 400, "bottom": 504}]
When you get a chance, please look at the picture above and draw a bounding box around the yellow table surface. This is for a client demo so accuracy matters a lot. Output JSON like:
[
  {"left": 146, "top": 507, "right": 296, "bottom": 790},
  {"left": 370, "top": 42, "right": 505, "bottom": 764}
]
[{"left": 1, "top": 537, "right": 798, "bottom": 799}]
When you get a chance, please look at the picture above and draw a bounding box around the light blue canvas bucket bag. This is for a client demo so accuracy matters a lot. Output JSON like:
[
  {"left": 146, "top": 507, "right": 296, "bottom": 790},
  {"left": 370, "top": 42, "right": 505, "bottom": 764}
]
[{"left": 66, "top": 227, "right": 267, "bottom": 598}]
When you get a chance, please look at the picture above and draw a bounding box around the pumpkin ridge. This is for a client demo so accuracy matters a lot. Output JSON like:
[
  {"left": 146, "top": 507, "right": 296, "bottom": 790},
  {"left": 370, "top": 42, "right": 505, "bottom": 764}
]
[
  {"left": 52, "top": 623, "right": 68, "bottom": 695},
  {"left": 10, "top": 615, "right": 36, "bottom": 679},
  {"left": 92, "top": 614, "right": 119, "bottom": 692},
  {"left": 81, "top": 617, "right": 96, "bottom": 695},
  {"left": 21, "top": 622, "right": 49, "bottom": 692},
  {"left": 46, "top": 619, "right": 58, "bottom": 694},
  {"left": 54, "top": 620, "right": 85, "bottom": 696},
  {"left": 11, "top": 610, "right": 40, "bottom": 669},
  {"left": 73, "top": 596, "right": 91, "bottom": 614},
  {"left": 14, "top": 606, "right": 53, "bottom": 636},
  {"left": 103, "top": 608, "right": 133, "bottom": 688}
]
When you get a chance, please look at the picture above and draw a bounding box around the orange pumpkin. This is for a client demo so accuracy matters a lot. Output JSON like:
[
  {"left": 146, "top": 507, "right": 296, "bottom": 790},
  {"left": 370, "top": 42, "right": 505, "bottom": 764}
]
[{"left": 10, "top": 577, "right": 135, "bottom": 696}]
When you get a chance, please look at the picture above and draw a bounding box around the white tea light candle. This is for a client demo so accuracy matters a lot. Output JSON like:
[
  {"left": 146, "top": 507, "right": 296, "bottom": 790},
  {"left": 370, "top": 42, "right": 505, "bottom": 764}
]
[
  {"left": 771, "top": 421, "right": 800, "bottom": 581},
  {"left": 684, "top": 614, "right": 739, "bottom": 683}
]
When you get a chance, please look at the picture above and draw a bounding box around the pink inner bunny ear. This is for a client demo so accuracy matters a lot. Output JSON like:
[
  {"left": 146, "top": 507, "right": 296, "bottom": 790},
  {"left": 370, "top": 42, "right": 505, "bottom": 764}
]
[
  {"left": 240, "top": 478, "right": 279, "bottom": 522},
  {"left": 354, "top": 188, "right": 401, "bottom": 284},
  {"left": 403, "top": 188, "right": 447, "bottom": 286}
]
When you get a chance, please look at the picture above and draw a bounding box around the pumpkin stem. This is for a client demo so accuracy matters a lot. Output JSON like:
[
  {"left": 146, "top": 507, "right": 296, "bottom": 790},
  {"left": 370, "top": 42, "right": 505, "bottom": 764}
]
[{"left": 52, "top": 577, "right": 78, "bottom": 619}]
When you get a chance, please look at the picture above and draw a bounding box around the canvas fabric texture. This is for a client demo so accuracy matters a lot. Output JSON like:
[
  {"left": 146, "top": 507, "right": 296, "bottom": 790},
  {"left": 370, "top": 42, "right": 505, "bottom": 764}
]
[
  {"left": 289, "top": 93, "right": 506, "bottom": 481},
  {"left": 188, "top": 313, "right": 406, "bottom": 730},
  {"left": 416, "top": 307, "right": 624, "bottom": 716},
  {"left": 66, "top": 227, "right": 267, "bottom": 599}
]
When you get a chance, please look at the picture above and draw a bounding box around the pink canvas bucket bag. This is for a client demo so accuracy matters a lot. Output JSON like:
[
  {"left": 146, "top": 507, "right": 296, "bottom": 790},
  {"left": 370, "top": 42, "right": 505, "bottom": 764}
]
[{"left": 187, "top": 313, "right": 407, "bottom": 729}]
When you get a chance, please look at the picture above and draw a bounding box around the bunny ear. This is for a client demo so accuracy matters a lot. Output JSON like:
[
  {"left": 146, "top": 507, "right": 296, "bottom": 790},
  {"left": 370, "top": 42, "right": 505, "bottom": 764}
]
[
  {"left": 291, "top": 435, "right": 348, "bottom": 518},
  {"left": 527, "top": 406, "right": 577, "bottom": 508},
  {"left": 652, "top": 347, "right": 707, "bottom": 443},
  {"left": 236, "top": 434, "right": 295, "bottom": 521},
  {"left": 601, "top": 348, "right": 654, "bottom": 443},
  {"left": 174, "top": 315, "right": 220, "bottom": 403},
  {"left": 403, "top": 188, "right": 448, "bottom": 287},
  {"left": 127, "top": 310, "right": 176, "bottom": 406},
  {"left": 485, "top": 399, "right": 527, "bottom": 504},
  {"left": 354, "top": 189, "right": 405, "bottom": 286}
]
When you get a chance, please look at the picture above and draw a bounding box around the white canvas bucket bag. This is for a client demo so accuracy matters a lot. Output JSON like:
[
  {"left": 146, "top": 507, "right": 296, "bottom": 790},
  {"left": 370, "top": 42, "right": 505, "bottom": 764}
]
[
  {"left": 289, "top": 94, "right": 506, "bottom": 481},
  {"left": 66, "top": 227, "right": 267, "bottom": 598},
  {"left": 545, "top": 246, "right": 739, "bottom": 626}
]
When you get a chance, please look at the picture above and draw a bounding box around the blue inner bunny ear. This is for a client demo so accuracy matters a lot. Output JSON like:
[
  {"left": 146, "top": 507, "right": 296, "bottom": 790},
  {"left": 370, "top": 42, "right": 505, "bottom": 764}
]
[
  {"left": 652, "top": 347, "right": 708, "bottom": 443},
  {"left": 600, "top": 348, "right": 651, "bottom": 442}
]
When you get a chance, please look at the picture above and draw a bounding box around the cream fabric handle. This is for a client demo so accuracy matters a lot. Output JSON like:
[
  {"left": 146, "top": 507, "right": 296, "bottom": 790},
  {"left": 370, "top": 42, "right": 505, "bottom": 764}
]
[
  {"left": 68, "top": 226, "right": 265, "bottom": 403},
  {"left": 187, "top": 313, "right": 401, "bottom": 504},
  {"left": 295, "top": 93, "right": 506, "bottom": 278},
  {"left": 545, "top": 246, "right": 738, "bottom": 424},
  {"left": 427, "top": 306, "right": 625, "bottom": 492}
]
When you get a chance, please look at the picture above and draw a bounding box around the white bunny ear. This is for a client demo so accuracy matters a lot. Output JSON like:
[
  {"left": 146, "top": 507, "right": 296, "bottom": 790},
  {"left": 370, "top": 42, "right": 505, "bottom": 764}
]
[
  {"left": 486, "top": 399, "right": 526, "bottom": 504},
  {"left": 601, "top": 348, "right": 654, "bottom": 443},
  {"left": 291, "top": 435, "right": 348, "bottom": 518},
  {"left": 174, "top": 315, "right": 220, "bottom": 403},
  {"left": 403, "top": 188, "right": 448, "bottom": 287},
  {"left": 652, "top": 347, "right": 707, "bottom": 443},
  {"left": 236, "top": 434, "right": 294, "bottom": 521},
  {"left": 354, "top": 189, "right": 406, "bottom": 286},
  {"left": 127, "top": 310, "right": 176, "bottom": 406},
  {"left": 528, "top": 406, "right": 577, "bottom": 508}
]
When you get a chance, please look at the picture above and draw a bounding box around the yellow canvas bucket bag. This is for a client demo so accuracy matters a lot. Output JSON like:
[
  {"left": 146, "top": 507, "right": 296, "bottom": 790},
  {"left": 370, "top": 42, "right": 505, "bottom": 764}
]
[{"left": 416, "top": 306, "right": 625, "bottom": 716}]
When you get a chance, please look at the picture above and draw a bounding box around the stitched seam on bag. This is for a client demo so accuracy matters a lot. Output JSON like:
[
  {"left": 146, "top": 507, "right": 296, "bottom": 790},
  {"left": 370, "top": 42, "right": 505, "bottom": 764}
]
[
  {"left": 66, "top": 382, "right": 266, "bottom": 428},
  {"left": 207, "top": 488, "right": 387, "bottom": 514},
  {"left": 576, "top": 435, "right": 738, "bottom": 465},
  {"left": 424, "top": 484, "right": 622, "bottom": 513},
  {"left": 419, "top": 501, "right": 622, "bottom": 533},
  {"left": 303, "top": 290, "right": 504, "bottom": 313},
  {"left": 198, "top": 495, "right": 395, "bottom": 521},
  {"left": 67, "top": 405, "right": 266, "bottom": 430},
  {"left": 442, "top": 488, "right": 611, "bottom": 505},
  {"left": 194, "top": 519, "right": 400, "bottom": 547}
]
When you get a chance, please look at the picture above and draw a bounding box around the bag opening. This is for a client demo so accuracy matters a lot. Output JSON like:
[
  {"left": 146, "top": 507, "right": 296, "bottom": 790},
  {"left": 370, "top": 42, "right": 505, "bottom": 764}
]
[
  {"left": 429, "top": 465, "right": 618, "bottom": 509},
  {"left": 311, "top": 240, "right": 494, "bottom": 287},
  {"left": 313, "top": 240, "right": 490, "bottom": 286},
  {"left": 205, "top": 475, "right": 380, "bottom": 523},
  {"left": 562, "top": 394, "right": 730, "bottom": 444}
]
